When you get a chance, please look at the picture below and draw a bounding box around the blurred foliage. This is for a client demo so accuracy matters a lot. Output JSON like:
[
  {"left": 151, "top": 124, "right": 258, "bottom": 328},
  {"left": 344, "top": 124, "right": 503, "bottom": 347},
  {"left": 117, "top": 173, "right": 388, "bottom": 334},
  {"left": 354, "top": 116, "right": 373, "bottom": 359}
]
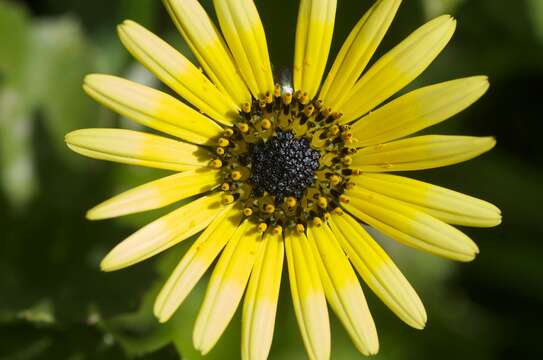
[{"left": 0, "top": 0, "right": 542, "bottom": 359}]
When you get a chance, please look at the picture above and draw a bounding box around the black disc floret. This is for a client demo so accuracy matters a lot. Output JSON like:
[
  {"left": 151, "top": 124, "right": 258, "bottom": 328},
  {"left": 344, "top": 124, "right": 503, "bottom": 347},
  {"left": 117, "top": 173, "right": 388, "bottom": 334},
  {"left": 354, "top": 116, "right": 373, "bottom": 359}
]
[{"left": 249, "top": 131, "right": 320, "bottom": 200}]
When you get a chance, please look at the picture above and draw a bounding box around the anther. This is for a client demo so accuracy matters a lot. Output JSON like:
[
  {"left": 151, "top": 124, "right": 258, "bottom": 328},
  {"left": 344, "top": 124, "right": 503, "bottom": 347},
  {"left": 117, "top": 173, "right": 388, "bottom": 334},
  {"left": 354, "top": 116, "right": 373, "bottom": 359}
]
[
  {"left": 274, "top": 84, "right": 282, "bottom": 98},
  {"left": 296, "top": 223, "right": 305, "bottom": 233},
  {"left": 282, "top": 92, "right": 293, "bottom": 105},
  {"left": 317, "top": 196, "right": 328, "bottom": 209},
  {"left": 258, "top": 222, "right": 268, "bottom": 233},
  {"left": 264, "top": 204, "right": 275, "bottom": 214},
  {"left": 216, "top": 147, "right": 225, "bottom": 155},
  {"left": 339, "top": 195, "right": 350, "bottom": 204},
  {"left": 330, "top": 175, "right": 341, "bottom": 186},
  {"left": 333, "top": 207, "right": 344, "bottom": 215},
  {"left": 345, "top": 182, "right": 355, "bottom": 190},
  {"left": 272, "top": 225, "right": 283, "bottom": 235},
  {"left": 332, "top": 112, "right": 342, "bottom": 120},
  {"left": 343, "top": 156, "right": 353, "bottom": 166},
  {"left": 323, "top": 213, "right": 331, "bottom": 221},
  {"left": 243, "top": 207, "right": 253, "bottom": 216},
  {"left": 221, "top": 183, "right": 230, "bottom": 191},
  {"left": 330, "top": 125, "right": 340, "bottom": 136},
  {"left": 218, "top": 138, "right": 229, "bottom": 147},
  {"left": 259, "top": 99, "right": 267, "bottom": 109},
  {"left": 211, "top": 159, "right": 222, "bottom": 168},
  {"left": 300, "top": 92, "right": 310, "bottom": 105},
  {"left": 286, "top": 196, "right": 297, "bottom": 208},
  {"left": 265, "top": 91, "right": 273, "bottom": 104},
  {"left": 222, "top": 194, "right": 235, "bottom": 204},
  {"left": 314, "top": 99, "right": 323, "bottom": 110},
  {"left": 261, "top": 118, "right": 272, "bottom": 130},
  {"left": 239, "top": 123, "right": 249, "bottom": 133},
  {"left": 312, "top": 217, "right": 323, "bottom": 227},
  {"left": 224, "top": 128, "right": 234, "bottom": 137},
  {"left": 242, "top": 102, "right": 251, "bottom": 113},
  {"left": 304, "top": 104, "right": 315, "bottom": 117},
  {"left": 231, "top": 170, "right": 242, "bottom": 181}
]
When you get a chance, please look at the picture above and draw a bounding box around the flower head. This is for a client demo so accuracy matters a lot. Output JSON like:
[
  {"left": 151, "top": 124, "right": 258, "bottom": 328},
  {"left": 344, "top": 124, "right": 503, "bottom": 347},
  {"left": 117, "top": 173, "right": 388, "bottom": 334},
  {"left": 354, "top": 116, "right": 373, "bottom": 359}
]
[{"left": 66, "top": 0, "right": 501, "bottom": 358}]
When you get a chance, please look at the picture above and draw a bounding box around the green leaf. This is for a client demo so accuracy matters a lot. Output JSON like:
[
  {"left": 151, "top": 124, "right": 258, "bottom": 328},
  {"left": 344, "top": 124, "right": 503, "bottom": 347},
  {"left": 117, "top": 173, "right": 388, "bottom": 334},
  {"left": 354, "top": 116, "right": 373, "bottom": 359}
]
[
  {"left": 0, "top": 1, "right": 30, "bottom": 86},
  {"left": 0, "top": 87, "right": 37, "bottom": 209},
  {"left": 30, "top": 17, "right": 101, "bottom": 161},
  {"left": 420, "top": 0, "right": 466, "bottom": 18},
  {"left": 527, "top": 0, "right": 543, "bottom": 43}
]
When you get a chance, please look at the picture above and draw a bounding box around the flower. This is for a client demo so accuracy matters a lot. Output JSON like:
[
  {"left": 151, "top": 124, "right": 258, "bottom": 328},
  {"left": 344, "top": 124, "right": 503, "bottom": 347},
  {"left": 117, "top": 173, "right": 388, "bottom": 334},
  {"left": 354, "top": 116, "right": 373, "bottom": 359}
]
[{"left": 65, "top": 0, "right": 502, "bottom": 358}]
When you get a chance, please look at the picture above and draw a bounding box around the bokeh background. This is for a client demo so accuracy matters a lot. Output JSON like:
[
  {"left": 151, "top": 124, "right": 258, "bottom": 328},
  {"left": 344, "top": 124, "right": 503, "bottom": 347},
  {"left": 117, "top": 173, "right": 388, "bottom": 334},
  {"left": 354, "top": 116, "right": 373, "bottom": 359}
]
[{"left": 1, "top": 0, "right": 541, "bottom": 358}]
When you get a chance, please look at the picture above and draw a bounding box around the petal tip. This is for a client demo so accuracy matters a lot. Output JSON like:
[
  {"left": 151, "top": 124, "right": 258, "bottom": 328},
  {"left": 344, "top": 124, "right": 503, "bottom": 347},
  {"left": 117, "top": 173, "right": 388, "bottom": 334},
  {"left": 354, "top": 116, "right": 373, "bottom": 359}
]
[{"left": 85, "top": 207, "right": 105, "bottom": 221}]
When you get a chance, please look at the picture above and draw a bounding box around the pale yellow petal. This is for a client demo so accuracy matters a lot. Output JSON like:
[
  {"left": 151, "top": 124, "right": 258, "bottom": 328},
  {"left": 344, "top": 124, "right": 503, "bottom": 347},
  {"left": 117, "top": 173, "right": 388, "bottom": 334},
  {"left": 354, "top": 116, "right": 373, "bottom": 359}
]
[
  {"left": 83, "top": 75, "right": 223, "bottom": 144},
  {"left": 242, "top": 232, "right": 284, "bottom": 360},
  {"left": 213, "top": 0, "right": 274, "bottom": 98},
  {"left": 101, "top": 192, "right": 223, "bottom": 271},
  {"left": 320, "top": 0, "right": 401, "bottom": 108},
  {"left": 118, "top": 20, "right": 237, "bottom": 125},
  {"left": 285, "top": 229, "right": 330, "bottom": 360},
  {"left": 351, "top": 76, "right": 490, "bottom": 146},
  {"left": 307, "top": 225, "right": 379, "bottom": 356},
  {"left": 338, "top": 15, "right": 456, "bottom": 123},
  {"left": 343, "top": 187, "right": 479, "bottom": 261},
  {"left": 351, "top": 135, "right": 496, "bottom": 172},
  {"left": 154, "top": 205, "right": 241, "bottom": 322},
  {"left": 164, "top": 0, "right": 251, "bottom": 106},
  {"left": 294, "top": 0, "right": 337, "bottom": 99},
  {"left": 193, "top": 221, "right": 263, "bottom": 355},
  {"left": 329, "top": 214, "right": 427, "bottom": 329},
  {"left": 87, "top": 169, "right": 220, "bottom": 220},
  {"left": 351, "top": 173, "right": 501, "bottom": 227},
  {"left": 65, "top": 128, "right": 209, "bottom": 171}
]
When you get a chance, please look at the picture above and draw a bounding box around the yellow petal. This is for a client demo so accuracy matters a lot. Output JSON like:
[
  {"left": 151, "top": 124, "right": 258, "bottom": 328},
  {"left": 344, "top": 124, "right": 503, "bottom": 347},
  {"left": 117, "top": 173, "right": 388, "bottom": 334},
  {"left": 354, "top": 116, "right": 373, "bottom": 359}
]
[
  {"left": 242, "top": 232, "right": 284, "bottom": 360},
  {"left": 338, "top": 15, "right": 456, "bottom": 123},
  {"left": 294, "top": 0, "right": 337, "bottom": 99},
  {"left": 344, "top": 187, "right": 479, "bottom": 261},
  {"left": 213, "top": 0, "right": 274, "bottom": 98},
  {"left": 351, "top": 135, "right": 496, "bottom": 172},
  {"left": 320, "top": 0, "right": 401, "bottom": 108},
  {"left": 193, "top": 221, "right": 263, "bottom": 355},
  {"left": 65, "top": 128, "right": 209, "bottom": 171},
  {"left": 118, "top": 20, "right": 237, "bottom": 126},
  {"left": 329, "top": 214, "right": 427, "bottom": 329},
  {"left": 307, "top": 225, "right": 379, "bottom": 356},
  {"left": 101, "top": 192, "right": 223, "bottom": 271},
  {"left": 87, "top": 169, "right": 220, "bottom": 220},
  {"left": 284, "top": 229, "right": 330, "bottom": 360},
  {"left": 351, "top": 173, "right": 501, "bottom": 227},
  {"left": 83, "top": 74, "right": 223, "bottom": 144},
  {"left": 351, "top": 76, "right": 490, "bottom": 146},
  {"left": 154, "top": 205, "right": 241, "bottom": 322},
  {"left": 164, "top": 0, "right": 251, "bottom": 106}
]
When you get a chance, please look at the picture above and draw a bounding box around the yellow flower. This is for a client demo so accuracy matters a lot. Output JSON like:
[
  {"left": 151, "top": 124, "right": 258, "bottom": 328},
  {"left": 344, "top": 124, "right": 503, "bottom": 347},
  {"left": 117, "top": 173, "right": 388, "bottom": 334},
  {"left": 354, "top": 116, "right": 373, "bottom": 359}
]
[{"left": 65, "top": 0, "right": 501, "bottom": 359}]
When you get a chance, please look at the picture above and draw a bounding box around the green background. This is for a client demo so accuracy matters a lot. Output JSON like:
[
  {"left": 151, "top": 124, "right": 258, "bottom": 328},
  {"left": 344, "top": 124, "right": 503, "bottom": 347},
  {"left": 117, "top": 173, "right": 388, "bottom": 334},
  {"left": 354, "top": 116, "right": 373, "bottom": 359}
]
[{"left": 0, "top": 0, "right": 541, "bottom": 358}]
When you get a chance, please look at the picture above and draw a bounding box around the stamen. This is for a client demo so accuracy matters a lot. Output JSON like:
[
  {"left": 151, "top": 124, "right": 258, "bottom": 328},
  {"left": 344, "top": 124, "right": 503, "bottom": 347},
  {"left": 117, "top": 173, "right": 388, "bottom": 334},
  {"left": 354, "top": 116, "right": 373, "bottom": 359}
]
[
  {"left": 258, "top": 222, "right": 268, "bottom": 233},
  {"left": 211, "top": 159, "right": 222, "bottom": 168},
  {"left": 218, "top": 138, "right": 230, "bottom": 147},
  {"left": 210, "top": 82, "right": 355, "bottom": 234}
]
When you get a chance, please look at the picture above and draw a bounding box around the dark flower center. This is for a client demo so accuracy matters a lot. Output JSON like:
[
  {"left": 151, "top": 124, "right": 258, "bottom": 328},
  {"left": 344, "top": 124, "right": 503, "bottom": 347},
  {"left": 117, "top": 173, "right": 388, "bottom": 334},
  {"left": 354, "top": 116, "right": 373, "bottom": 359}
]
[{"left": 249, "top": 131, "right": 320, "bottom": 200}]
